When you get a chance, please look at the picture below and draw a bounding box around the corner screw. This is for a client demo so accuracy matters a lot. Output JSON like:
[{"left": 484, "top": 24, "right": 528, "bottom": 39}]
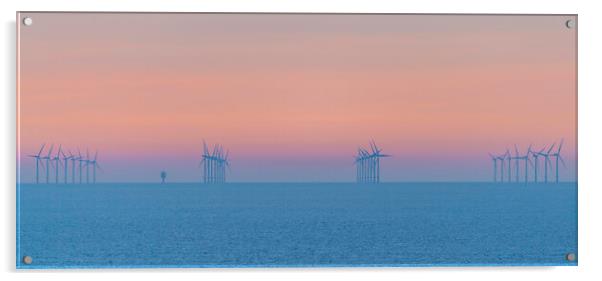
[
  {"left": 566, "top": 253, "right": 576, "bottom": 262},
  {"left": 23, "top": 17, "right": 33, "bottom": 26},
  {"left": 565, "top": 19, "right": 575, "bottom": 29},
  {"left": 23, "top": 255, "right": 32, "bottom": 264}
]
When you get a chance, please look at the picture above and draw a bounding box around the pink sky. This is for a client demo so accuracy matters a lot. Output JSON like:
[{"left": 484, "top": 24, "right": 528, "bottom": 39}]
[{"left": 17, "top": 13, "right": 577, "bottom": 182}]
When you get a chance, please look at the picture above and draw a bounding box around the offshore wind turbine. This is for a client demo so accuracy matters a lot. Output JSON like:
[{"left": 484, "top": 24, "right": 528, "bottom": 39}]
[
  {"left": 213, "top": 145, "right": 220, "bottom": 183},
  {"left": 510, "top": 144, "right": 520, "bottom": 182},
  {"left": 78, "top": 149, "right": 84, "bottom": 184},
  {"left": 355, "top": 148, "right": 370, "bottom": 183},
  {"left": 52, "top": 145, "right": 63, "bottom": 184},
  {"left": 505, "top": 149, "right": 512, "bottom": 182},
  {"left": 42, "top": 144, "right": 54, "bottom": 184},
  {"left": 85, "top": 149, "right": 91, "bottom": 184},
  {"left": 220, "top": 146, "right": 231, "bottom": 183},
  {"left": 537, "top": 143, "right": 555, "bottom": 184},
  {"left": 28, "top": 143, "right": 46, "bottom": 184},
  {"left": 550, "top": 139, "right": 566, "bottom": 183},
  {"left": 200, "top": 142, "right": 205, "bottom": 182},
  {"left": 216, "top": 145, "right": 228, "bottom": 183},
  {"left": 531, "top": 146, "right": 546, "bottom": 183},
  {"left": 515, "top": 145, "right": 533, "bottom": 183},
  {"left": 71, "top": 150, "right": 80, "bottom": 184},
  {"left": 61, "top": 148, "right": 72, "bottom": 184},
  {"left": 360, "top": 148, "right": 369, "bottom": 182},
  {"left": 215, "top": 144, "right": 223, "bottom": 183},
  {"left": 211, "top": 144, "right": 218, "bottom": 183},
  {"left": 89, "top": 150, "right": 101, "bottom": 184},
  {"left": 370, "top": 141, "right": 390, "bottom": 183},
  {"left": 496, "top": 153, "right": 506, "bottom": 183}
]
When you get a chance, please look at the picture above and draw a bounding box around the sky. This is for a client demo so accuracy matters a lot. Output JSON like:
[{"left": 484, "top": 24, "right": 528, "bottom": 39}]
[{"left": 18, "top": 13, "right": 577, "bottom": 183}]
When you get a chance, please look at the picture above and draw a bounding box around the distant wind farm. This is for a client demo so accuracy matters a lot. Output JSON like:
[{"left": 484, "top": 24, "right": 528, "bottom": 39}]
[
  {"left": 200, "top": 141, "right": 230, "bottom": 184},
  {"left": 354, "top": 141, "right": 390, "bottom": 184},
  {"left": 489, "top": 139, "right": 566, "bottom": 184},
  {"left": 28, "top": 144, "right": 101, "bottom": 184},
  {"left": 26, "top": 139, "right": 569, "bottom": 185}
]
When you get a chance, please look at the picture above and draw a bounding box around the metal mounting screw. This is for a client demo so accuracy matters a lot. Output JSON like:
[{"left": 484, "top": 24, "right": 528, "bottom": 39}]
[
  {"left": 22, "top": 256, "right": 32, "bottom": 264},
  {"left": 23, "top": 17, "right": 33, "bottom": 26},
  {"left": 565, "top": 19, "right": 575, "bottom": 29},
  {"left": 566, "top": 253, "right": 576, "bottom": 262}
]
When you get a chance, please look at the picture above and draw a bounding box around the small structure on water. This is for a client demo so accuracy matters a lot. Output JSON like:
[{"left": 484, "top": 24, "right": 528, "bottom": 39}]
[{"left": 160, "top": 171, "right": 167, "bottom": 184}]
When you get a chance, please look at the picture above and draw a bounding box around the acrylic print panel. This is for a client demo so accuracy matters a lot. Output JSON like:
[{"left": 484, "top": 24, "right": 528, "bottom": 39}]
[{"left": 16, "top": 13, "right": 577, "bottom": 268}]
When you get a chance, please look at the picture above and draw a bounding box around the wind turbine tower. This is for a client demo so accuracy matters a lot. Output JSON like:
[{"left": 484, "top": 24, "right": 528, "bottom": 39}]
[
  {"left": 87, "top": 150, "right": 101, "bottom": 184},
  {"left": 52, "top": 145, "right": 63, "bottom": 184},
  {"left": 42, "top": 144, "right": 54, "bottom": 184},
  {"left": 62, "top": 150, "right": 73, "bottom": 184},
  {"left": 497, "top": 153, "right": 505, "bottom": 183},
  {"left": 505, "top": 149, "right": 512, "bottom": 183},
  {"left": 78, "top": 149, "right": 84, "bottom": 184},
  {"left": 28, "top": 144, "right": 46, "bottom": 184},
  {"left": 550, "top": 139, "right": 566, "bottom": 183},
  {"left": 537, "top": 143, "right": 555, "bottom": 184}
]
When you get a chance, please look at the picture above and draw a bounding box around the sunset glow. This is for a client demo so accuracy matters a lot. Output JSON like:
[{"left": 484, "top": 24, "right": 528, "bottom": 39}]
[{"left": 18, "top": 13, "right": 577, "bottom": 182}]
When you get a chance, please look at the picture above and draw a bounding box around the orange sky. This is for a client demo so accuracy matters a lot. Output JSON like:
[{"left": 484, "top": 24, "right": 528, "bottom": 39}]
[{"left": 17, "top": 13, "right": 577, "bottom": 182}]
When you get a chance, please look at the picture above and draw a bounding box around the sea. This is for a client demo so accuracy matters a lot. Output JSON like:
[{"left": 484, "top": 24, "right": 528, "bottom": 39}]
[{"left": 16, "top": 182, "right": 578, "bottom": 268}]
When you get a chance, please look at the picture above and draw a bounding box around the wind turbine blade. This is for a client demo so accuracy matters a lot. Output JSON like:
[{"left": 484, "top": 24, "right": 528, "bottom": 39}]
[
  {"left": 514, "top": 144, "right": 519, "bottom": 157},
  {"left": 86, "top": 148, "right": 90, "bottom": 160},
  {"left": 370, "top": 140, "right": 377, "bottom": 154},
  {"left": 528, "top": 157, "right": 535, "bottom": 168},
  {"left": 557, "top": 139, "right": 564, "bottom": 153},
  {"left": 547, "top": 143, "right": 556, "bottom": 154},
  {"left": 203, "top": 140, "right": 208, "bottom": 155},
  {"left": 47, "top": 144, "right": 54, "bottom": 158},
  {"left": 538, "top": 146, "right": 546, "bottom": 154},
  {"left": 94, "top": 150, "right": 98, "bottom": 161},
  {"left": 57, "top": 144, "right": 62, "bottom": 157},
  {"left": 37, "top": 143, "right": 46, "bottom": 156},
  {"left": 559, "top": 155, "right": 567, "bottom": 168}
]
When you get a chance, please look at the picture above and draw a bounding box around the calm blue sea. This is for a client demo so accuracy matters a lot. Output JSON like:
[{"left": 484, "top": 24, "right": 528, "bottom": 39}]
[{"left": 17, "top": 182, "right": 577, "bottom": 268}]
